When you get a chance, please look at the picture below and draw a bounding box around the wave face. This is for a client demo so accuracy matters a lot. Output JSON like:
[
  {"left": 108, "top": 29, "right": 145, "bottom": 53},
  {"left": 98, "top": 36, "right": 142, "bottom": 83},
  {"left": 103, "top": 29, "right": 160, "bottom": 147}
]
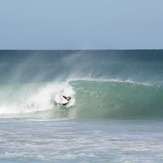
[
  {"left": 0, "top": 50, "right": 163, "bottom": 119},
  {"left": 70, "top": 80, "right": 163, "bottom": 119}
]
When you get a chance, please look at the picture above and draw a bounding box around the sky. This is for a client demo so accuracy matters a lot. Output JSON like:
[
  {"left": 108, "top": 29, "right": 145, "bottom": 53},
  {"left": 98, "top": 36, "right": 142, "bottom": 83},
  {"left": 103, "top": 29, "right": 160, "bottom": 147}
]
[{"left": 0, "top": 0, "right": 163, "bottom": 50}]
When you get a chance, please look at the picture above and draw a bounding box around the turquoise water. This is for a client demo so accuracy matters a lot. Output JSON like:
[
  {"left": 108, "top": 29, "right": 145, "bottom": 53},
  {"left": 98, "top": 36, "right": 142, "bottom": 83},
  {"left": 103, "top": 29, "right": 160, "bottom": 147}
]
[{"left": 0, "top": 50, "right": 163, "bottom": 162}]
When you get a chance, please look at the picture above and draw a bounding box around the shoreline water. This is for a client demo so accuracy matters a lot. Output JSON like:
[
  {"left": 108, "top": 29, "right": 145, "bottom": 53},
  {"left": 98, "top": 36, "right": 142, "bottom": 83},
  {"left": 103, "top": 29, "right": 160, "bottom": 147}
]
[{"left": 0, "top": 118, "right": 162, "bottom": 162}]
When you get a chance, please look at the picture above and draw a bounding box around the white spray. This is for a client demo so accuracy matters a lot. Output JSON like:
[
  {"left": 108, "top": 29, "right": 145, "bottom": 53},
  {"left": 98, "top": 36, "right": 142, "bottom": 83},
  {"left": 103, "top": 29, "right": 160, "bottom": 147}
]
[{"left": 0, "top": 82, "right": 76, "bottom": 115}]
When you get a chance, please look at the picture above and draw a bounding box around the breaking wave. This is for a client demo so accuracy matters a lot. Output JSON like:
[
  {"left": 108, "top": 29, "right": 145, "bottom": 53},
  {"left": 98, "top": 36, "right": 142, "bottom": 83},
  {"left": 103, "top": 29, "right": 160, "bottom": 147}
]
[{"left": 0, "top": 79, "right": 162, "bottom": 119}]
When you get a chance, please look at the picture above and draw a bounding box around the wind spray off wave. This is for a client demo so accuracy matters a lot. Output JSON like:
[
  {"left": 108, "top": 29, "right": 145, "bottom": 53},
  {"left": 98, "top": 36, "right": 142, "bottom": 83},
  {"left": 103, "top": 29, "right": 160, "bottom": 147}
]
[{"left": 0, "top": 50, "right": 163, "bottom": 119}]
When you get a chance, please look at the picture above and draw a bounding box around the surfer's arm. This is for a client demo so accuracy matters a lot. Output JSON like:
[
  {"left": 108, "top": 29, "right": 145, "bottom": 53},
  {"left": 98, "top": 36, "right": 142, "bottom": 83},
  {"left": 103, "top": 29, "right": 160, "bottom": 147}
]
[{"left": 62, "top": 96, "right": 67, "bottom": 99}]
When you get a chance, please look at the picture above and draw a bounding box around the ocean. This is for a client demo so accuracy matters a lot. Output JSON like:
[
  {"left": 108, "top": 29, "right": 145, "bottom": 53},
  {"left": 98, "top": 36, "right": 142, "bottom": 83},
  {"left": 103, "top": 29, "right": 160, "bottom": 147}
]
[{"left": 0, "top": 50, "right": 163, "bottom": 162}]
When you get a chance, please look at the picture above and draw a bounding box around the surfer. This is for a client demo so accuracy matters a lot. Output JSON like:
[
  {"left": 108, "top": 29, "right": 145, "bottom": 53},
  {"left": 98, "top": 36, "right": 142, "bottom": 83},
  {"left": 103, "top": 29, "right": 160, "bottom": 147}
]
[{"left": 62, "top": 96, "right": 71, "bottom": 105}]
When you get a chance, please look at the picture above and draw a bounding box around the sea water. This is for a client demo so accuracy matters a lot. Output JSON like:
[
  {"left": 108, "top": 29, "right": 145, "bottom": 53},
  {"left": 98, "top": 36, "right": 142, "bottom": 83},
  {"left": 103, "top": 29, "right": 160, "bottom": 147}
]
[
  {"left": 0, "top": 50, "right": 163, "bottom": 162},
  {"left": 0, "top": 118, "right": 163, "bottom": 163}
]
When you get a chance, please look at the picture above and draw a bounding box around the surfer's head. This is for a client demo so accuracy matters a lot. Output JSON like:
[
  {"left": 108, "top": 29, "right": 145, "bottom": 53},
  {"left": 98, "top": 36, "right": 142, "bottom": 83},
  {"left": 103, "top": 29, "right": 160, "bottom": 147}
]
[{"left": 67, "top": 96, "right": 71, "bottom": 101}]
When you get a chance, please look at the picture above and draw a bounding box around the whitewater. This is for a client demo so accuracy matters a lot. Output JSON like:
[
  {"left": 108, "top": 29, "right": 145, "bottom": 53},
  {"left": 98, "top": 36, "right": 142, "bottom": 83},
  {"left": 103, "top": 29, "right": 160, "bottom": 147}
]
[{"left": 0, "top": 50, "right": 163, "bottom": 162}]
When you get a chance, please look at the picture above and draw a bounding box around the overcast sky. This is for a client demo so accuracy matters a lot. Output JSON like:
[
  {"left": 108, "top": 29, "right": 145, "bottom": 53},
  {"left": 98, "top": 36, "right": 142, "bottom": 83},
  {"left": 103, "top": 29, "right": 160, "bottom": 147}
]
[{"left": 0, "top": 0, "right": 162, "bottom": 50}]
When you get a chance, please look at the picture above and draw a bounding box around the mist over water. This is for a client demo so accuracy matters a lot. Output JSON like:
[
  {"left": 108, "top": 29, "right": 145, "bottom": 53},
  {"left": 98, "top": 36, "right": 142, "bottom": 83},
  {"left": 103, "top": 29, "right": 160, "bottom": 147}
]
[
  {"left": 0, "top": 50, "right": 163, "bottom": 119},
  {"left": 1, "top": 50, "right": 163, "bottom": 85}
]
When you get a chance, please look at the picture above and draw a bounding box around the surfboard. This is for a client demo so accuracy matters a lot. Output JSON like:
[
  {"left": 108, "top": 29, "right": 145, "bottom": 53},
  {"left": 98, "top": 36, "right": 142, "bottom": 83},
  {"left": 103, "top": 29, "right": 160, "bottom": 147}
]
[{"left": 54, "top": 94, "right": 68, "bottom": 105}]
